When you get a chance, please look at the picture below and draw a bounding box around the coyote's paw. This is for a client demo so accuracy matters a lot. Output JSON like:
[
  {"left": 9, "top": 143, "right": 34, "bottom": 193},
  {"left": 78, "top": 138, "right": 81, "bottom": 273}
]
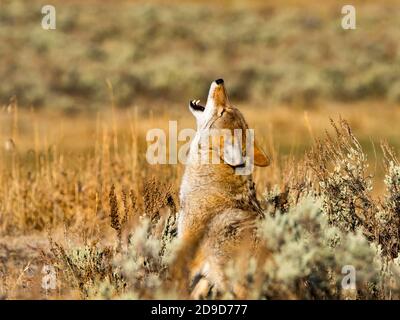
[{"left": 191, "top": 278, "right": 213, "bottom": 300}]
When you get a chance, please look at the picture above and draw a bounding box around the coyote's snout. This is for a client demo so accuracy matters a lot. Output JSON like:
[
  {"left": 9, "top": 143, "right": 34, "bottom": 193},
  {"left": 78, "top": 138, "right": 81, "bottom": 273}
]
[{"left": 177, "top": 79, "right": 270, "bottom": 298}]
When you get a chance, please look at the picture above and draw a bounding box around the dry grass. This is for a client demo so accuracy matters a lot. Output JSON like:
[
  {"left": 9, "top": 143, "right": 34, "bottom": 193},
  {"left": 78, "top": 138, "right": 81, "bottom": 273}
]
[
  {"left": 1, "top": 100, "right": 400, "bottom": 299},
  {"left": 1, "top": 0, "right": 400, "bottom": 300}
]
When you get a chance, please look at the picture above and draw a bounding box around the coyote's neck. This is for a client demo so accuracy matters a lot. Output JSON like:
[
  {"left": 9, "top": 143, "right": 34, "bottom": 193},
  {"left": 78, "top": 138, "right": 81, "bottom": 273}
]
[{"left": 178, "top": 162, "right": 263, "bottom": 235}]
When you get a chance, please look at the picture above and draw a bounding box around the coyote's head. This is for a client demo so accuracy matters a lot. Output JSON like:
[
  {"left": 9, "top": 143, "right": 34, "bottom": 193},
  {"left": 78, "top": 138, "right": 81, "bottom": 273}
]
[{"left": 188, "top": 79, "right": 270, "bottom": 170}]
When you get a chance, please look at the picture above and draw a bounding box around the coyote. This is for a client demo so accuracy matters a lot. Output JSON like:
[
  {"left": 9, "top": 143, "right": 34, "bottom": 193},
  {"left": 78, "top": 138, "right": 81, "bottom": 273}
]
[{"left": 177, "top": 79, "right": 270, "bottom": 298}]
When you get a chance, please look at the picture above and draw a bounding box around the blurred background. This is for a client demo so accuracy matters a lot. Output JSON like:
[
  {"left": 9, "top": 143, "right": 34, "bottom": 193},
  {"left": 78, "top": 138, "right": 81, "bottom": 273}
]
[
  {"left": 0, "top": 0, "right": 399, "bottom": 191},
  {"left": 1, "top": 0, "right": 400, "bottom": 109}
]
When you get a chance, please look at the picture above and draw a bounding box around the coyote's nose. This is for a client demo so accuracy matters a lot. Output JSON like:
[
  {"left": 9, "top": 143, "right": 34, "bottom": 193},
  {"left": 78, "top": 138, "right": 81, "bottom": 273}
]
[{"left": 207, "top": 79, "right": 229, "bottom": 106}]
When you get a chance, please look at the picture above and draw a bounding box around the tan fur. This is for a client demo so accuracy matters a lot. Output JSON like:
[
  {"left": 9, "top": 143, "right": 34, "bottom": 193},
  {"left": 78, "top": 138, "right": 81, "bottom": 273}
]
[{"left": 177, "top": 79, "right": 270, "bottom": 298}]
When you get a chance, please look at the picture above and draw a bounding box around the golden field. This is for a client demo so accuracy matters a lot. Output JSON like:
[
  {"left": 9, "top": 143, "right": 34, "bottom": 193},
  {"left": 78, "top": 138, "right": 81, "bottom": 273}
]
[
  {"left": 1, "top": 101, "right": 400, "bottom": 299},
  {"left": 0, "top": 0, "right": 400, "bottom": 299}
]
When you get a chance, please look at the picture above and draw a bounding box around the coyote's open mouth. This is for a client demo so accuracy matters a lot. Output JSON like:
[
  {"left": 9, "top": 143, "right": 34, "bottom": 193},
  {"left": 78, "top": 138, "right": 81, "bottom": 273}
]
[{"left": 190, "top": 99, "right": 205, "bottom": 112}]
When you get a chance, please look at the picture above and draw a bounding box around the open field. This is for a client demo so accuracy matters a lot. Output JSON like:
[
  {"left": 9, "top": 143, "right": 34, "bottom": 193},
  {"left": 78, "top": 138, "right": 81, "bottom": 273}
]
[
  {"left": 1, "top": 102, "right": 400, "bottom": 299},
  {"left": 0, "top": 0, "right": 400, "bottom": 300},
  {"left": 1, "top": 0, "right": 400, "bottom": 110}
]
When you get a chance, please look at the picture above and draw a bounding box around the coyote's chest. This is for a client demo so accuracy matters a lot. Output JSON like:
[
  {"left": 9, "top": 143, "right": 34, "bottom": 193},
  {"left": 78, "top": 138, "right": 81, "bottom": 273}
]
[{"left": 178, "top": 162, "right": 262, "bottom": 237}]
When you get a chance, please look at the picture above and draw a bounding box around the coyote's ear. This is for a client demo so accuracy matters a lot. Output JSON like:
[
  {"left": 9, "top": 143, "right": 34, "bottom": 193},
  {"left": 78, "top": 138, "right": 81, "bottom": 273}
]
[
  {"left": 223, "top": 136, "right": 245, "bottom": 166},
  {"left": 216, "top": 130, "right": 270, "bottom": 167},
  {"left": 219, "top": 132, "right": 245, "bottom": 167},
  {"left": 253, "top": 140, "right": 270, "bottom": 167}
]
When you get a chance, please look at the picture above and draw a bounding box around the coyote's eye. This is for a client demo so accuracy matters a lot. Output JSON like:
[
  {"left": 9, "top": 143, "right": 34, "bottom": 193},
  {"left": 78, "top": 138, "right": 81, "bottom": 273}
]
[{"left": 190, "top": 100, "right": 205, "bottom": 112}]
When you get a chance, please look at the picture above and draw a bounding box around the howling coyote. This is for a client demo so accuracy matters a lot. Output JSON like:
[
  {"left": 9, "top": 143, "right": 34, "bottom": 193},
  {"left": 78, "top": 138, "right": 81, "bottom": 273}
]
[{"left": 177, "top": 79, "right": 270, "bottom": 298}]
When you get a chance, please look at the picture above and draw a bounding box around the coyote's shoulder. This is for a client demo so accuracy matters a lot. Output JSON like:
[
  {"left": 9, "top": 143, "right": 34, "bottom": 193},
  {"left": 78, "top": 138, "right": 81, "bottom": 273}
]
[{"left": 177, "top": 79, "right": 270, "bottom": 298}]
